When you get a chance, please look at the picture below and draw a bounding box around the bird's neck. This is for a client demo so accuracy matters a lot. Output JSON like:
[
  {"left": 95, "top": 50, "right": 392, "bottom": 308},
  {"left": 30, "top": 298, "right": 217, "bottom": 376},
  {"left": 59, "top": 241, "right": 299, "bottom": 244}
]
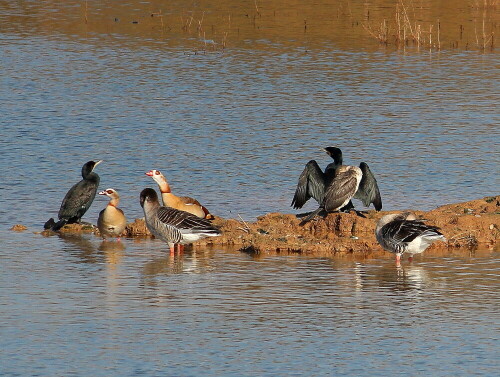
[
  {"left": 157, "top": 178, "right": 172, "bottom": 194},
  {"left": 83, "top": 172, "right": 99, "bottom": 182},
  {"left": 108, "top": 198, "right": 119, "bottom": 207},
  {"left": 145, "top": 200, "right": 160, "bottom": 215}
]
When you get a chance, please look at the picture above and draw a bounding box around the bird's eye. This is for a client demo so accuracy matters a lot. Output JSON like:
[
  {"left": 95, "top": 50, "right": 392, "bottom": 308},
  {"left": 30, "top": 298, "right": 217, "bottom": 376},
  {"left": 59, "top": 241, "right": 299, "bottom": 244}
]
[
  {"left": 107, "top": 190, "right": 113, "bottom": 194},
  {"left": 155, "top": 171, "right": 160, "bottom": 175}
]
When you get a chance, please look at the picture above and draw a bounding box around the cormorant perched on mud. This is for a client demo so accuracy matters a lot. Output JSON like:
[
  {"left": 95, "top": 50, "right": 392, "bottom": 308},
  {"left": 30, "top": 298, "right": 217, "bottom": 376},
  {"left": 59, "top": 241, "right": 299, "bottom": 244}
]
[
  {"left": 44, "top": 160, "right": 102, "bottom": 231},
  {"left": 292, "top": 147, "right": 382, "bottom": 224}
]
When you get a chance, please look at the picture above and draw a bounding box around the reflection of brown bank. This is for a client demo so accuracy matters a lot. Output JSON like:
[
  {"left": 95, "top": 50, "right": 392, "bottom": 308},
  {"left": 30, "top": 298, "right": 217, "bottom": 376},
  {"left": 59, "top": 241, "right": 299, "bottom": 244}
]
[{"left": 32, "top": 196, "right": 499, "bottom": 255}]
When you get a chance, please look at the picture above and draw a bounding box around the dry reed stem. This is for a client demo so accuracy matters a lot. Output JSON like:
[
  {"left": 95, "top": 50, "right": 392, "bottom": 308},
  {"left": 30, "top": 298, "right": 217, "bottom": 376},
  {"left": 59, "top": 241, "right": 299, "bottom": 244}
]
[
  {"left": 84, "top": 0, "right": 88, "bottom": 24},
  {"left": 364, "top": 0, "right": 494, "bottom": 51}
]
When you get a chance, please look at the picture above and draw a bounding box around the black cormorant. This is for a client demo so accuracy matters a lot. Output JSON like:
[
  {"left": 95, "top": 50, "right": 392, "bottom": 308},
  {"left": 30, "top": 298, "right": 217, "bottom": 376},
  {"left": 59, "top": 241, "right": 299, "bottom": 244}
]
[
  {"left": 44, "top": 160, "right": 102, "bottom": 231},
  {"left": 292, "top": 147, "right": 382, "bottom": 215}
]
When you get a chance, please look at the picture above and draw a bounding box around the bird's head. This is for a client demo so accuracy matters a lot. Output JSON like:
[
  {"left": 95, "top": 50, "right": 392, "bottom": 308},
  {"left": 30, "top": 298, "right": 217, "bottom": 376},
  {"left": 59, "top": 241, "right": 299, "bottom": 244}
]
[
  {"left": 140, "top": 188, "right": 159, "bottom": 208},
  {"left": 99, "top": 188, "right": 118, "bottom": 199},
  {"left": 82, "top": 160, "right": 102, "bottom": 178},
  {"left": 323, "top": 147, "right": 342, "bottom": 164},
  {"left": 145, "top": 169, "right": 165, "bottom": 182}
]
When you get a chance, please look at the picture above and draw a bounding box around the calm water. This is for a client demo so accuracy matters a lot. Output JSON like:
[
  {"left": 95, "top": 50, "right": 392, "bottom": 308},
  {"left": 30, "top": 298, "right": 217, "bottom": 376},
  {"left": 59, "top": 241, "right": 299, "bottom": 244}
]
[
  {"left": 0, "top": 232, "right": 499, "bottom": 376},
  {"left": 0, "top": 1, "right": 499, "bottom": 375}
]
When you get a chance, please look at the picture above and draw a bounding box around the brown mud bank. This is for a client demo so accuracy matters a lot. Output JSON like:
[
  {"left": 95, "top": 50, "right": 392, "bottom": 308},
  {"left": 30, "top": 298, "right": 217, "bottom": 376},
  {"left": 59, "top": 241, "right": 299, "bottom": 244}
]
[{"left": 32, "top": 196, "right": 499, "bottom": 256}]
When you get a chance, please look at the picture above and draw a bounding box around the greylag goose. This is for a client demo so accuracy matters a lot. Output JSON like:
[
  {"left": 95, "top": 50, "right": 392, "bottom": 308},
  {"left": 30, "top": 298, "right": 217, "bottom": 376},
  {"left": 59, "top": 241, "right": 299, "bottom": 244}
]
[
  {"left": 145, "top": 169, "right": 214, "bottom": 220},
  {"left": 97, "top": 188, "right": 127, "bottom": 240},
  {"left": 140, "top": 188, "right": 221, "bottom": 253},
  {"left": 375, "top": 212, "right": 446, "bottom": 262},
  {"left": 292, "top": 147, "right": 382, "bottom": 212},
  {"left": 44, "top": 160, "right": 102, "bottom": 231}
]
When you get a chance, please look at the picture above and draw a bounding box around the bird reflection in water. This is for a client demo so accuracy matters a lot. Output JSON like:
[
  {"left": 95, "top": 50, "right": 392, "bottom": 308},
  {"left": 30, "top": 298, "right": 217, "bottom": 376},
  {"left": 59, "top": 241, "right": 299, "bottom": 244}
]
[
  {"left": 349, "top": 260, "right": 436, "bottom": 294},
  {"left": 57, "top": 233, "right": 125, "bottom": 266},
  {"left": 380, "top": 262, "right": 434, "bottom": 294},
  {"left": 143, "top": 254, "right": 185, "bottom": 277},
  {"left": 139, "top": 250, "right": 215, "bottom": 304},
  {"left": 142, "top": 248, "right": 211, "bottom": 277},
  {"left": 99, "top": 240, "right": 126, "bottom": 267},
  {"left": 58, "top": 233, "right": 99, "bottom": 264}
]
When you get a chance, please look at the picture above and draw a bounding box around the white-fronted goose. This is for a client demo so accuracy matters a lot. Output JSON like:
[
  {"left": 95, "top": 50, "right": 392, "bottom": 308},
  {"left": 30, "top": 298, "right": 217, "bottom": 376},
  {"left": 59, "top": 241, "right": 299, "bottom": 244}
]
[{"left": 140, "top": 188, "right": 221, "bottom": 254}]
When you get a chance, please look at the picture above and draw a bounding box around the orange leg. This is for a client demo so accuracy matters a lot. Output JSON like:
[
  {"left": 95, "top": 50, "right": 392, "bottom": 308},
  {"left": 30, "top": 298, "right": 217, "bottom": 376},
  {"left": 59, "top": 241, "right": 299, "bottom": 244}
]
[
  {"left": 395, "top": 254, "right": 401, "bottom": 267},
  {"left": 169, "top": 245, "right": 175, "bottom": 255}
]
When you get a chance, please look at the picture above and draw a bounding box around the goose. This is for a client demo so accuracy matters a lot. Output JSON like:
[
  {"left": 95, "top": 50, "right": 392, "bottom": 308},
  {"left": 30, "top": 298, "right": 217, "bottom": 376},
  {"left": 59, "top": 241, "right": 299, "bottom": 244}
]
[
  {"left": 375, "top": 212, "right": 446, "bottom": 262},
  {"left": 145, "top": 169, "right": 214, "bottom": 220},
  {"left": 44, "top": 160, "right": 102, "bottom": 231},
  {"left": 97, "top": 188, "right": 127, "bottom": 240},
  {"left": 140, "top": 188, "right": 221, "bottom": 254},
  {"left": 292, "top": 147, "right": 382, "bottom": 213}
]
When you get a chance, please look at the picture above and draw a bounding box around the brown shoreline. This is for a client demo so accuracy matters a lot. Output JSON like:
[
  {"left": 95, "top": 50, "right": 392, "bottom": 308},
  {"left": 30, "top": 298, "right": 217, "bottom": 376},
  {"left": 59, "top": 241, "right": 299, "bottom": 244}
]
[{"left": 27, "top": 195, "right": 499, "bottom": 255}]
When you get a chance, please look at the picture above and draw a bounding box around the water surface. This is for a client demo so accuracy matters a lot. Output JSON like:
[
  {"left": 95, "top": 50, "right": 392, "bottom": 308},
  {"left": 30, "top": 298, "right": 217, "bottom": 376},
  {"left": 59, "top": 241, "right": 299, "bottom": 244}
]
[{"left": 1, "top": 232, "right": 499, "bottom": 376}]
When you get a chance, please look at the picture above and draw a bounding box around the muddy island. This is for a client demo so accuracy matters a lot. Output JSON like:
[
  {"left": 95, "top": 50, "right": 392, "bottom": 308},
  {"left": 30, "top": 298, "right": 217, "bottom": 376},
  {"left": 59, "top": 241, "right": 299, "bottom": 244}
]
[{"left": 32, "top": 196, "right": 499, "bottom": 256}]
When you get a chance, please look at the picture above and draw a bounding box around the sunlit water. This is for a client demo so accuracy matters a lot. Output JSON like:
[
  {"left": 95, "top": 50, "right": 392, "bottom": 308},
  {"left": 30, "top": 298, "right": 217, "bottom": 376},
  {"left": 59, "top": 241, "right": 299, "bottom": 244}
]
[
  {"left": 0, "top": 1, "right": 499, "bottom": 375},
  {"left": 1, "top": 232, "right": 498, "bottom": 376}
]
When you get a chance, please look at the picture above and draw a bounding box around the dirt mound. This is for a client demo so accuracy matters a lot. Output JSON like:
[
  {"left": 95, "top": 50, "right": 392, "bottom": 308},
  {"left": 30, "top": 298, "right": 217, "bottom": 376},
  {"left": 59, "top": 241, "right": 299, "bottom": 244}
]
[{"left": 33, "top": 195, "right": 499, "bottom": 256}]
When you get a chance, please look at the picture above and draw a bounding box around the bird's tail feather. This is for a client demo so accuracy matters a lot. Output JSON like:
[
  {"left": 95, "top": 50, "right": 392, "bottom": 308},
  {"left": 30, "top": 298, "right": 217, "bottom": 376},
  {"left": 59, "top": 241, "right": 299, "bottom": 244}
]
[
  {"left": 44, "top": 218, "right": 68, "bottom": 231},
  {"left": 44, "top": 218, "right": 56, "bottom": 230},
  {"left": 299, "top": 207, "right": 324, "bottom": 226}
]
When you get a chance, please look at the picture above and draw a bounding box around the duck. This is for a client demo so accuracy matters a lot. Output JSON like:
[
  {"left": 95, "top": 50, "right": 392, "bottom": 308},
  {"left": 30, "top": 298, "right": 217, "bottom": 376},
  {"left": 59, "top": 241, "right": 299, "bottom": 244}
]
[
  {"left": 298, "top": 164, "right": 363, "bottom": 225},
  {"left": 292, "top": 147, "right": 382, "bottom": 213},
  {"left": 140, "top": 188, "right": 221, "bottom": 254},
  {"left": 44, "top": 160, "right": 102, "bottom": 231},
  {"left": 375, "top": 212, "right": 447, "bottom": 262},
  {"left": 145, "top": 169, "right": 214, "bottom": 220},
  {"left": 97, "top": 188, "right": 127, "bottom": 240}
]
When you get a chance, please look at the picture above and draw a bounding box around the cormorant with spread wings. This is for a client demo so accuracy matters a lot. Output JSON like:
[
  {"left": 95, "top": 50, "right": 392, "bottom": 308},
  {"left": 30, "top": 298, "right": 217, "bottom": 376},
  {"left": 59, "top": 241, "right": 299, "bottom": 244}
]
[{"left": 292, "top": 147, "right": 382, "bottom": 224}]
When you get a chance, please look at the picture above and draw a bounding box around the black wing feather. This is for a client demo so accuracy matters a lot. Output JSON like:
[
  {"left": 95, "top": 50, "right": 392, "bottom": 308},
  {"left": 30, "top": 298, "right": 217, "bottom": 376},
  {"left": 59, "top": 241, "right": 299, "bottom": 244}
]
[
  {"left": 156, "top": 207, "right": 220, "bottom": 233},
  {"left": 382, "top": 219, "right": 443, "bottom": 245},
  {"left": 58, "top": 179, "right": 99, "bottom": 221},
  {"left": 291, "top": 160, "right": 326, "bottom": 209},
  {"left": 354, "top": 162, "right": 382, "bottom": 211}
]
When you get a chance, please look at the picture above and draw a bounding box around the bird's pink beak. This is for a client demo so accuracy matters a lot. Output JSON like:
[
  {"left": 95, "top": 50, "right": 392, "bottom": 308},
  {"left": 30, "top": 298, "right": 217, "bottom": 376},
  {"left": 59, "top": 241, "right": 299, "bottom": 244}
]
[
  {"left": 98, "top": 191, "right": 107, "bottom": 195},
  {"left": 145, "top": 171, "right": 153, "bottom": 177}
]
